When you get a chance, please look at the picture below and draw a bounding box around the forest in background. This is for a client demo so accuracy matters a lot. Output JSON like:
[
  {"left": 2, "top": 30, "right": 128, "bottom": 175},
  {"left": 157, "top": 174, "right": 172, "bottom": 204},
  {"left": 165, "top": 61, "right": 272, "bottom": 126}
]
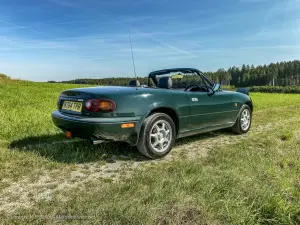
[{"left": 50, "top": 60, "right": 300, "bottom": 87}]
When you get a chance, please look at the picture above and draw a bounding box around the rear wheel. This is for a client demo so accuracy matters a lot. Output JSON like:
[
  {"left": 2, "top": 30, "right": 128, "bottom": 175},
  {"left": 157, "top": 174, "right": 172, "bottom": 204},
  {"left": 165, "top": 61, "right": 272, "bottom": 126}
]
[
  {"left": 137, "top": 113, "right": 176, "bottom": 159},
  {"left": 231, "top": 104, "right": 252, "bottom": 134}
]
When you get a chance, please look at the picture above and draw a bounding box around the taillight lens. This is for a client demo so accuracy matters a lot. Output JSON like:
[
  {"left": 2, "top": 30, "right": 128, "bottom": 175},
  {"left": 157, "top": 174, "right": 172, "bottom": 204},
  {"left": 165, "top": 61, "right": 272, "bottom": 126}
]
[{"left": 85, "top": 99, "right": 116, "bottom": 112}]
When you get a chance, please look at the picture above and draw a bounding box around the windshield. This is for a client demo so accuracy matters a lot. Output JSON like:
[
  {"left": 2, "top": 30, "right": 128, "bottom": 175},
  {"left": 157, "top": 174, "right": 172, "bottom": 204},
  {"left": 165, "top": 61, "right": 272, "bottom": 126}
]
[{"left": 150, "top": 71, "right": 213, "bottom": 90}]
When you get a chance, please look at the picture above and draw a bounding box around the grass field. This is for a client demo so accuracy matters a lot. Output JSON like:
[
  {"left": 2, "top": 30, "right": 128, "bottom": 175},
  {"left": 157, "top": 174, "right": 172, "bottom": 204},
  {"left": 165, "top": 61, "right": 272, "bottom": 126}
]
[{"left": 1, "top": 81, "right": 300, "bottom": 224}]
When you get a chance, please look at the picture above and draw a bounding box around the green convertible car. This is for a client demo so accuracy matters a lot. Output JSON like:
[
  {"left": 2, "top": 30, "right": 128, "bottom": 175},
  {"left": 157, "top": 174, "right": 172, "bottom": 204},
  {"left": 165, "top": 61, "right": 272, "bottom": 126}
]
[{"left": 52, "top": 68, "right": 253, "bottom": 159}]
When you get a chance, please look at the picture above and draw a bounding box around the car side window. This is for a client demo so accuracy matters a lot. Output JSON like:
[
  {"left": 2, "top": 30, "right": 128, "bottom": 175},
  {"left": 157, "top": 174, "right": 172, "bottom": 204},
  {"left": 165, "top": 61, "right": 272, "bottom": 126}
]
[
  {"left": 181, "top": 74, "right": 209, "bottom": 92},
  {"left": 182, "top": 74, "right": 204, "bottom": 86},
  {"left": 151, "top": 72, "right": 212, "bottom": 92}
]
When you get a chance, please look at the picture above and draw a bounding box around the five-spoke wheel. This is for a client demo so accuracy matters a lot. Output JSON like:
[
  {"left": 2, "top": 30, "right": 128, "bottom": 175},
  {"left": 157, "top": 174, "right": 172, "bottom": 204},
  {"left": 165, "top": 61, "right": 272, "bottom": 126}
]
[
  {"left": 149, "top": 120, "right": 172, "bottom": 153},
  {"left": 231, "top": 104, "right": 252, "bottom": 134},
  {"left": 240, "top": 108, "right": 251, "bottom": 131},
  {"left": 137, "top": 113, "right": 176, "bottom": 159}
]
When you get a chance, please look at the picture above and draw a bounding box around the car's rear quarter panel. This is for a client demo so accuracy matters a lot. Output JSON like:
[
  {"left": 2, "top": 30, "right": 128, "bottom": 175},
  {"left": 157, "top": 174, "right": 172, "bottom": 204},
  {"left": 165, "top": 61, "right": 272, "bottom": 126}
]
[
  {"left": 57, "top": 87, "right": 192, "bottom": 143},
  {"left": 135, "top": 88, "right": 192, "bottom": 132},
  {"left": 103, "top": 88, "right": 192, "bottom": 134}
]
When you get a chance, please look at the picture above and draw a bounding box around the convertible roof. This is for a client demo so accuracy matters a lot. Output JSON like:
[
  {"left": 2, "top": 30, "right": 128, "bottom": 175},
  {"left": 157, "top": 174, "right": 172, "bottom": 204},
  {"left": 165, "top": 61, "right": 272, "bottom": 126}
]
[{"left": 149, "top": 68, "right": 203, "bottom": 77}]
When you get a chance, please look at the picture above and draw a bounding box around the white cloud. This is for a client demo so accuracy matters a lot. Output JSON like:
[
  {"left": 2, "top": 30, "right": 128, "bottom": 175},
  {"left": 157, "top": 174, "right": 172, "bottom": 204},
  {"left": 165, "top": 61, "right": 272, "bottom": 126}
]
[{"left": 132, "top": 28, "right": 198, "bottom": 57}]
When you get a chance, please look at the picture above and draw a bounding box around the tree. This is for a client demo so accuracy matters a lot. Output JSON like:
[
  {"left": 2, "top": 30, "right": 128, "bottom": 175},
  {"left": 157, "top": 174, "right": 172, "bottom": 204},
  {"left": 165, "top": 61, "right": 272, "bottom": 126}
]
[{"left": 0, "top": 73, "right": 10, "bottom": 80}]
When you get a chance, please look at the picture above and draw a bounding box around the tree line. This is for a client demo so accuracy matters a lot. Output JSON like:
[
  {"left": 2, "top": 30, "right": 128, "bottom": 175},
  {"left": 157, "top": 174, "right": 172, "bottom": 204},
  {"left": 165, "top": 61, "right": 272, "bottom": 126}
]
[
  {"left": 49, "top": 59, "right": 300, "bottom": 87},
  {"left": 204, "top": 60, "right": 300, "bottom": 87}
]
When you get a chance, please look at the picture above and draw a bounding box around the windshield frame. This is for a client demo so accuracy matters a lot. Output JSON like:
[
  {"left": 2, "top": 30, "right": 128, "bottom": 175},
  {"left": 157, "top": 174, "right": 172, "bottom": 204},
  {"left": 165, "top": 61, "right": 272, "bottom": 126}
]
[{"left": 148, "top": 68, "right": 214, "bottom": 90}]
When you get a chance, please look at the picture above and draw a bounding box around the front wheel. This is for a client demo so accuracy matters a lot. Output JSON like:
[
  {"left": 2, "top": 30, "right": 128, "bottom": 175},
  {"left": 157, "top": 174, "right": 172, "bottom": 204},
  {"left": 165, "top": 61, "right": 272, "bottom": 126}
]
[
  {"left": 137, "top": 113, "right": 176, "bottom": 159},
  {"left": 231, "top": 104, "right": 252, "bottom": 134}
]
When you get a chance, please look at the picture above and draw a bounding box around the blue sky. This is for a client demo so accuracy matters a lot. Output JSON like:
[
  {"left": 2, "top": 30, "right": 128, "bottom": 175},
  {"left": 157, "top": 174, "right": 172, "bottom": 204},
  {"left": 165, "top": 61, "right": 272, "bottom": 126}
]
[{"left": 0, "top": 0, "right": 299, "bottom": 81}]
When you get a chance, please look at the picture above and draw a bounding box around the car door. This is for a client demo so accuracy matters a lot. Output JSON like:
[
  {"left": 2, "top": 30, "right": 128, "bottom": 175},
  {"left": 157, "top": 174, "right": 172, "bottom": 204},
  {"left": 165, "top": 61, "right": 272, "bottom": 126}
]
[{"left": 186, "top": 90, "right": 237, "bottom": 130}]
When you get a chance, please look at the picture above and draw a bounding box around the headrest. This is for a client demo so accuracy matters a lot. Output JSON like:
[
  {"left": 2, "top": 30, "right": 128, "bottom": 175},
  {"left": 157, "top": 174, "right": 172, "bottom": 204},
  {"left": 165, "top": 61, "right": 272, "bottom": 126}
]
[
  {"left": 158, "top": 76, "right": 172, "bottom": 89},
  {"left": 129, "top": 80, "right": 140, "bottom": 87}
]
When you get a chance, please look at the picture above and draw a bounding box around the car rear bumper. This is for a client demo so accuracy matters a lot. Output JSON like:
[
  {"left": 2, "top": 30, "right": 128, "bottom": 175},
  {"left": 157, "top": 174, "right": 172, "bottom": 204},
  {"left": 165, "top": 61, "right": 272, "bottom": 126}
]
[{"left": 51, "top": 110, "right": 140, "bottom": 145}]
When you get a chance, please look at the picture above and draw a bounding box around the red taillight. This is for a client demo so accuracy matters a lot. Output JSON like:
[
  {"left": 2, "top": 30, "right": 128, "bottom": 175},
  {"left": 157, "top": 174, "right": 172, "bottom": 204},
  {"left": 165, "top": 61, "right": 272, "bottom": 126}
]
[
  {"left": 66, "top": 131, "right": 72, "bottom": 139},
  {"left": 85, "top": 99, "right": 116, "bottom": 112}
]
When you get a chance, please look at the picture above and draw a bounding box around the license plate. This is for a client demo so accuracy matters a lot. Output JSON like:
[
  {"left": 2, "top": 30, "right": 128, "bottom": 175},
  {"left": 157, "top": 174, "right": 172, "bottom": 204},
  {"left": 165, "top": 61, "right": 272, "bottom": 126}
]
[{"left": 62, "top": 101, "right": 82, "bottom": 112}]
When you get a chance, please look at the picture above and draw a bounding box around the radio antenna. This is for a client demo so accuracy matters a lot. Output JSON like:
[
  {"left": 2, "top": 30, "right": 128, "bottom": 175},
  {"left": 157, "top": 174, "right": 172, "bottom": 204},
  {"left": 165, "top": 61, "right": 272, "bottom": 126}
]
[{"left": 127, "top": 26, "right": 138, "bottom": 90}]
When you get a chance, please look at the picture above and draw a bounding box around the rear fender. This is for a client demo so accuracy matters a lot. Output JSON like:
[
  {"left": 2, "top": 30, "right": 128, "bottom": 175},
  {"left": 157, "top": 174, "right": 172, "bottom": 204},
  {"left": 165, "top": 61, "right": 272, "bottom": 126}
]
[{"left": 131, "top": 103, "right": 178, "bottom": 146}]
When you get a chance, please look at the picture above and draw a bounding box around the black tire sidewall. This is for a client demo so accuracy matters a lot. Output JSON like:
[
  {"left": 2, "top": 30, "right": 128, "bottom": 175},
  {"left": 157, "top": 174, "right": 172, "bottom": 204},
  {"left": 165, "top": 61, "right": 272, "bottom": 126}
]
[{"left": 143, "top": 113, "right": 176, "bottom": 158}]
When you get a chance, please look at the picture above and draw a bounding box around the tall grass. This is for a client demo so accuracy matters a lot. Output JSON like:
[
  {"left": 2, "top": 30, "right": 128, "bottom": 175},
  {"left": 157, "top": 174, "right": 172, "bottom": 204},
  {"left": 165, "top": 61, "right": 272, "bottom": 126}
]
[{"left": 0, "top": 81, "right": 92, "bottom": 142}]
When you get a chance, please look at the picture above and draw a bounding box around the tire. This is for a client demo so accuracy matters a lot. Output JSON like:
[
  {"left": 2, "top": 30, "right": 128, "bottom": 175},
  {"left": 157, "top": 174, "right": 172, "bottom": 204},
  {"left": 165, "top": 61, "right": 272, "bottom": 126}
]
[
  {"left": 137, "top": 113, "right": 176, "bottom": 159},
  {"left": 231, "top": 104, "right": 252, "bottom": 134}
]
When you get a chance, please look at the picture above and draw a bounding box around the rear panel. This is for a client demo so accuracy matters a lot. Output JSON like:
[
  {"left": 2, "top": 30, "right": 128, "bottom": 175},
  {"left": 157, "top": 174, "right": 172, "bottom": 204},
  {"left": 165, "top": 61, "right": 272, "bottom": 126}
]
[{"left": 58, "top": 90, "right": 116, "bottom": 118}]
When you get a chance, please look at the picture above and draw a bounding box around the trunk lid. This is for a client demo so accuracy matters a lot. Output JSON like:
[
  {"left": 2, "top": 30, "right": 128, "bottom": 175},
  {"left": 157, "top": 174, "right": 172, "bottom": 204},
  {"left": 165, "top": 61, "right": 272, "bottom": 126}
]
[{"left": 58, "top": 86, "right": 138, "bottom": 117}]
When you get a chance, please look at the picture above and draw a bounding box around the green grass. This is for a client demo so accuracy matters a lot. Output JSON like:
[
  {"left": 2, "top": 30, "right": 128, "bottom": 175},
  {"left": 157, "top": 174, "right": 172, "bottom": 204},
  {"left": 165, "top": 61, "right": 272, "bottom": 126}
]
[
  {"left": 0, "top": 81, "right": 92, "bottom": 142},
  {"left": 1, "top": 81, "right": 300, "bottom": 224}
]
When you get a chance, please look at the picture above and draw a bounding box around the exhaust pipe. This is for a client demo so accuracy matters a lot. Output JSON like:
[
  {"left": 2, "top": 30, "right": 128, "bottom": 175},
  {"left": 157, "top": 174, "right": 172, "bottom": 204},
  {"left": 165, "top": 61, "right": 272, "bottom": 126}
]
[{"left": 91, "top": 139, "right": 104, "bottom": 145}]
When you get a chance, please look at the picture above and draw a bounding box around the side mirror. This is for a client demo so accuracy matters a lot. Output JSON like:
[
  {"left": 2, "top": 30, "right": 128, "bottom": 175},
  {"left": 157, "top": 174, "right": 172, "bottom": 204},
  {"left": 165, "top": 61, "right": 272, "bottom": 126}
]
[
  {"left": 208, "top": 83, "right": 221, "bottom": 96},
  {"left": 213, "top": 83, "right": 221, "bottom": 92}
]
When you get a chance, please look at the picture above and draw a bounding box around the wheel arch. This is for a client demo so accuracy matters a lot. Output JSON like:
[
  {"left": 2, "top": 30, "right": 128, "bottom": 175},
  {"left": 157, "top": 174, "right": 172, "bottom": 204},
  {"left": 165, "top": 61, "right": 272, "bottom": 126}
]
[
  {"left": 136, "top": 106, "right": 179, "bottom": 159},
  {"left": 245, "top": 100, "right": 253, "bottom": 112},
  {"left": 131, "top": 106, "right": 179, "bottom": 146},
  {"left": 232, "top": 100, "right": 253, "bottom": 125},
  {"left": 149, "top": 107, "right": 179, "bottom": 135}
]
